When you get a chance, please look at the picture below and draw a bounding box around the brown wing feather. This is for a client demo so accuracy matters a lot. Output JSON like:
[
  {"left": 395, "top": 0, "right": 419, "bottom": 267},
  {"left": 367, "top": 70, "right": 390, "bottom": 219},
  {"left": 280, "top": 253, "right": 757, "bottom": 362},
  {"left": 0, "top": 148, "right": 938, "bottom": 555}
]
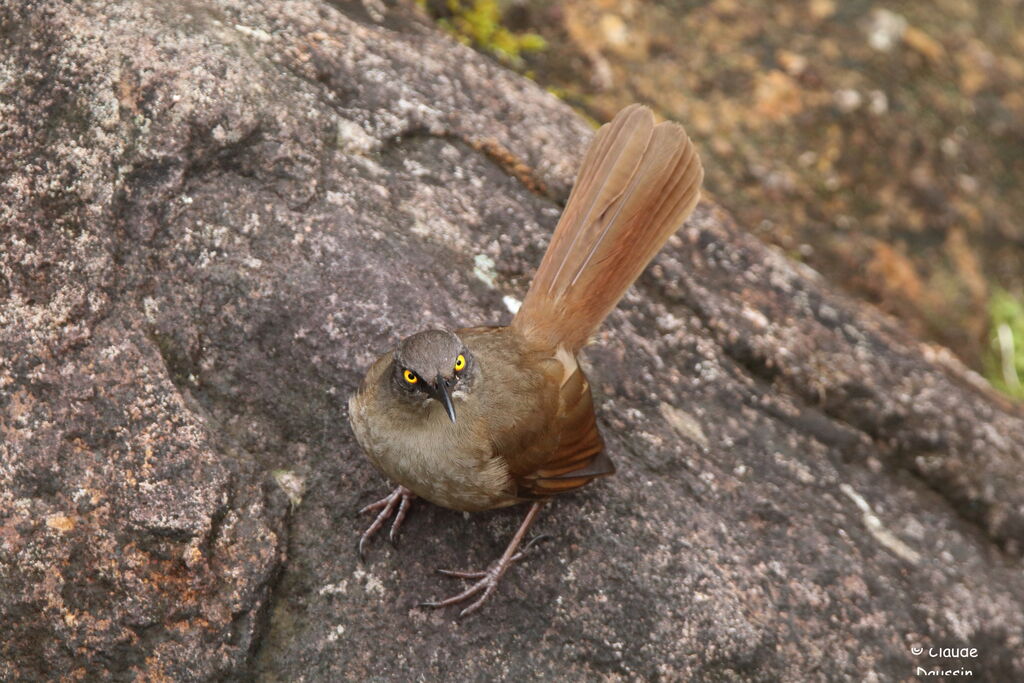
[{"left": 508, "top": 361, "right": 613, "bottom": 499}]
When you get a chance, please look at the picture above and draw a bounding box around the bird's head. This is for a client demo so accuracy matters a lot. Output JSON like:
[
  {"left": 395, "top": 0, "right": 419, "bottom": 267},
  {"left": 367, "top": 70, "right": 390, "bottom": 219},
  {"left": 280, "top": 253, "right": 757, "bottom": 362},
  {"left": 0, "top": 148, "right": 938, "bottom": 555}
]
[{"left": 391, "top": 329, "right": 476, "bottom": 422}]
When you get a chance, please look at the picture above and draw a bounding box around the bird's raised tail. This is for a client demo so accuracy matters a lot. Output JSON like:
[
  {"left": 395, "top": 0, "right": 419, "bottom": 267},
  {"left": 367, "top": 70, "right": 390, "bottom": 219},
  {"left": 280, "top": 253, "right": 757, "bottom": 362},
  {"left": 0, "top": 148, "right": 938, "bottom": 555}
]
[{"left": 512, "top": 104, "right": 703, "bottom": 352}]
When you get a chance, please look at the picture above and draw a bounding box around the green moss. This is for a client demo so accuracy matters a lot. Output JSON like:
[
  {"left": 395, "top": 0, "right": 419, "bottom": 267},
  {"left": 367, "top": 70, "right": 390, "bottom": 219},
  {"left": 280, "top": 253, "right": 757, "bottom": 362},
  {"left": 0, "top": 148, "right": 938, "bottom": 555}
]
[
  {"left": 420, "top": 0, "right": 547, "bottom": 68},
  {"left": 983, "top": 289, "right": 1024, "bottom": 400}
]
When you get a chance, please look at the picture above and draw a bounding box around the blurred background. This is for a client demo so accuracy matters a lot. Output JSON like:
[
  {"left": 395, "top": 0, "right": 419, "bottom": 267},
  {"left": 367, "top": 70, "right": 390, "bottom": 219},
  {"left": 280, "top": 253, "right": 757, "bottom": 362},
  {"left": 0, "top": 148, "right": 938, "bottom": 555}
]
[{"left": 414, "top": 0, "right": 1024, "bottom": 401}]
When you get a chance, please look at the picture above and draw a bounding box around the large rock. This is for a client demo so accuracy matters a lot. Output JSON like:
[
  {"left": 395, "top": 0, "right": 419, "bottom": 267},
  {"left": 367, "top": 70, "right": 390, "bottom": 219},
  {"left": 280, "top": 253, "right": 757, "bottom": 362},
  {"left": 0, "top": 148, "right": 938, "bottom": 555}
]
[{"left": 1, "top": 0, "right": 1022, "bottom": 679}]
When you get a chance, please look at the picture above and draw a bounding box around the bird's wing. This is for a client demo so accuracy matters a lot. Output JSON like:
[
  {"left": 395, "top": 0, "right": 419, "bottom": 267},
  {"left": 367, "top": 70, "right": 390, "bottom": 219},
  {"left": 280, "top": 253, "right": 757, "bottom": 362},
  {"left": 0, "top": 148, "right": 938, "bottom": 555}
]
[
  {"left": 459, "top": 326, "right": 613, "bottom": 502},
  {"left": 504, "top": 353, "right": 613, "bottom": 499}
]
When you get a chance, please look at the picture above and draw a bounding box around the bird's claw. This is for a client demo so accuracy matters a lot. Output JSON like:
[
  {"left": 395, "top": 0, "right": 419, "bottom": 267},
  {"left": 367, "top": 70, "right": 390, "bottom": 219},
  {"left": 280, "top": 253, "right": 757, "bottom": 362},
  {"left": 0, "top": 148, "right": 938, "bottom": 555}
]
[
  {"left": 358, "top": 485, "right": 415, "bottom": 560},
  {"left": 419, "top": 562, "right": 504, "bottom": 617},
  {"left": 421, "top": 533, "right": 549, "bottom": 617}
]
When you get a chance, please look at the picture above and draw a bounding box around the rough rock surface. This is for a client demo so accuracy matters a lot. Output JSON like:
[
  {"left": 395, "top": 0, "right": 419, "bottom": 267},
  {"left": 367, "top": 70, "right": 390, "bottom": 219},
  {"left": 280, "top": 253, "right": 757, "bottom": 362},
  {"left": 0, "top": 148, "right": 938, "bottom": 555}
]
[{"left": 1, "top": 0, "right": 1023, "bottom": 680}]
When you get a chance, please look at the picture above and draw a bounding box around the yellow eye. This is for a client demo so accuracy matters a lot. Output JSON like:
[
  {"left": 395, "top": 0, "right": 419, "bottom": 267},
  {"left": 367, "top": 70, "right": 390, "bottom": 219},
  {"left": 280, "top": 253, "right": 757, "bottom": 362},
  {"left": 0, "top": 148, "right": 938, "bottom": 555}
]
[
  {"left": 454, "top": 354, "right": 466, "bottom": 372},
  {"left": 402, "top": 369, "right": 418, "bottom": 384}
]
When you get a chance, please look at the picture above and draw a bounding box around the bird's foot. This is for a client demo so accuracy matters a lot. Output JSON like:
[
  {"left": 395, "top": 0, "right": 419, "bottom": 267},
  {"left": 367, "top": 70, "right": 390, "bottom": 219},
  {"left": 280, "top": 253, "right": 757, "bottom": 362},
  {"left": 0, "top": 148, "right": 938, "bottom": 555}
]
[
  {"left": 358, "top": 485, "right": 415, "bottom": 560},
  {"left": 419, "top": 563, "right": 507, "bottom": 617},
  {"left": 420, "top": 535, "right": 548, "bottom": 617},
  {"left": 419, "top": 501, "right": 548, "bottom": 618}
]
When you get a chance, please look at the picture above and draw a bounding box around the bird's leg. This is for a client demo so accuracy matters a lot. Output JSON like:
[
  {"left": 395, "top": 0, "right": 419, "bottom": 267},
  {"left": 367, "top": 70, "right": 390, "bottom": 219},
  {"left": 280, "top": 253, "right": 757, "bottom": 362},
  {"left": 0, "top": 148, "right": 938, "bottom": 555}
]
[
  {"left": 421, "top": 501, "right": 544, "bottom": 617},
  {"left": 358, "top": 485, "right": 416, "bottom": 560}
]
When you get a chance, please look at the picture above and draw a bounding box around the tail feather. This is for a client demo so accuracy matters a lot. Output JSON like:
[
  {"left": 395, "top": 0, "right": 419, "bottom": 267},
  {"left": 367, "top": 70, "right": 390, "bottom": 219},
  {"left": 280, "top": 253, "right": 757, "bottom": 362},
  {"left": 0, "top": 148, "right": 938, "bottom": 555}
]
[{"left": 513, "top": 105, "right": 703, "bottom": 351}]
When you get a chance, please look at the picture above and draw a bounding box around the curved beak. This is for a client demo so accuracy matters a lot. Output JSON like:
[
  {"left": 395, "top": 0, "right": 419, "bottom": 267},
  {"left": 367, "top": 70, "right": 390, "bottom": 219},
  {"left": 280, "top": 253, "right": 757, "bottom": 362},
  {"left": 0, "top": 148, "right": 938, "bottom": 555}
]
[{"left": 432, "top": 374, "right": 456, "bottom": 423}]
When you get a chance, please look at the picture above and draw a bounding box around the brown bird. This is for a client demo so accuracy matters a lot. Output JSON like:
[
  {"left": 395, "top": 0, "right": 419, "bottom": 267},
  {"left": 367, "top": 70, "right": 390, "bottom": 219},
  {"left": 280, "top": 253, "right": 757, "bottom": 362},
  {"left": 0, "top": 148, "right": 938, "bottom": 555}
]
[{"left": 348, "top": 104, "right": 703, "bottom": 616}]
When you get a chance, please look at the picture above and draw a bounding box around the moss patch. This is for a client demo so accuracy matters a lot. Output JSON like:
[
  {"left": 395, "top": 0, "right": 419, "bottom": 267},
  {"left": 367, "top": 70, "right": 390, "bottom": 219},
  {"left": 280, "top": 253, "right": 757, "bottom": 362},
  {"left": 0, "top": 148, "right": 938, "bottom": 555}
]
[
  {"left": 984, "top": 289, "right": 1024, "bottom": 400},
  {"left": 419, "top": 0, "right": 547, "bottom": 68}
]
